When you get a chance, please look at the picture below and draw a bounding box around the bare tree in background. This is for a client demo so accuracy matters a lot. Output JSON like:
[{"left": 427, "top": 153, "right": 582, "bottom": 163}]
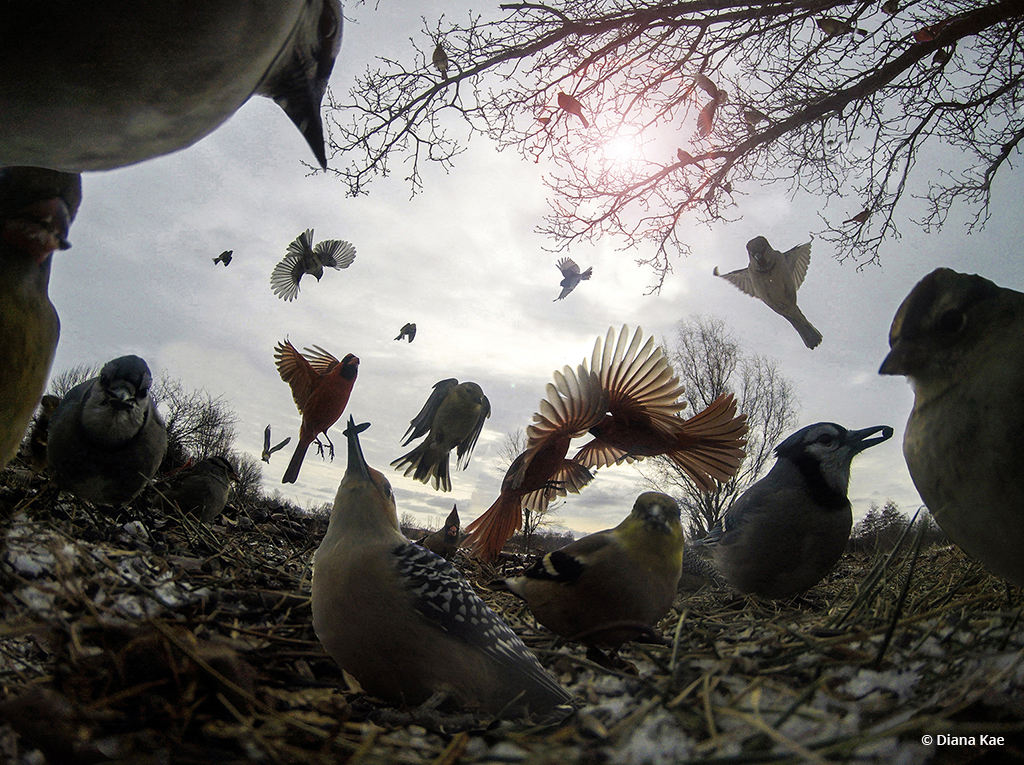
[
  {"left": 324, "top": 1, "right": 1023, "bottom": 288},
  {"left": 230, "top": 452, "right": 264, "bottom": 508},
  {"left": 497, "top": 427, "right": 561, "bottom": 550},
  {"left": 642, "top": 315, "right": 798, "bottom": 538},
  {"left": 152, "top": 375, "right": 238, "bottom": 470},
  {"left": 47, "top": 364, "right": 98, "bottom": 397}
]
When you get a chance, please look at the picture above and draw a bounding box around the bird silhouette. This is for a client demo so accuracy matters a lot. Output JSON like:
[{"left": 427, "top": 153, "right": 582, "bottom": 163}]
[
  {"left": 270, "top": 229, "right": 356, "bottom": 301},
  {"left": 816, "top": 17, "right": 868, "bottom": 37},
  {"left": 676, "top": 148, "right": 704, "bottom": 168},
  {"left": 694, "top": 74, "right": 727, "bottom": 138},
  {"left": 881, "top": 0, "right": 899, "bottom": 15},
  {"left": 394, "top": 322, "right": 416, "bottom": 342},
  {"left": 742, "top": 108, "right": 767, "bottom": 128},
  {"left": 213, "top": 250, "right": 233, "bottom": 266},
  {"left": 391, "top": 379, "right": 490, "bottom": 491},
  {"left": 261, "top": 424, "right": 291, "bottom": 463},
  {"left": 417, "top": 504, "right": 462, "bottom": 560},
  {"left": 432, "top": 42, "right": 449, "bottom": 76},
  {"left": 159, "top": 455, "right": 239, "bottom": 523},
  {"left": 715, "top": 236, "right": 823, "bottom": 349},
  {"left": 557, "top": 92, "right": 589, "bottom": 128},
  {"left": 843, "top": 209, "right": 871, "bottom": 225},
  {"left": 554, "top": 257, "right": 593, "bottom": 301},
  {"left": 275, "top": 340, "right": 359, "bottom": 484}
]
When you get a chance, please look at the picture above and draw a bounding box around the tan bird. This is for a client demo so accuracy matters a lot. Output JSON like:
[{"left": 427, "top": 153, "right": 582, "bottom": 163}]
[
  {"left": 715, "top": 236, "right": 823, "bottom": 349},
  {"left": 159, "top": 455, "right": 239, "bottom": 523}
]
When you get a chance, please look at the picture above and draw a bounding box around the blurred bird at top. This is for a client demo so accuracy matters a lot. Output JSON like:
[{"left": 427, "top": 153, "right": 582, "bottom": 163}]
[
  {"left": 0, "top": 166, "right": 82, "bottom": 468},
  {"left": 274, "top": 340, "right": 359, "bottom": 484},
  {"left": 880, "top": 268, "right": 1024, "bottom": 587},
  {"left": 270, "top": 229, "right": 356, "bottom": 301},
  {"left": 554, "top": 257, "right": 592, "bottom": 301},
  {"left": 573, "top": 325, "right": 748, "bottom": 492},
  {"left": 0, "top": 2, "right": 342, "bottom": 171},
  {"left": 715, "top": 236, "right": 823, "bottom": 349},
  {"left": 395, "top": 322, "right": 417, "bottom": 342},
  {"left": 158, "top": 455, "right": 239, "bottom": 523},
  {"left": 261, "top": 424, "right": 291, "bottom": 463},
  {"left": 464, "top": 364, "right": 606, "bottom": 562},
  {"left": 432, "top": 42, "right": 449, "bottom": 76},
  {"left": 312, "top": 418, "right": 572, "bottom": 717},
  {"left": 391, "top": 379, "right": 490, "bottom": 492},
  {"left": 699, "top": 422, "right": 892, "bottom": 598},
  {"left": 417, "top": 504, "right": 462, "bottom": 560},
  {"left": 694, "top": 73, "right": 727, "bottom": 138},
  {"left": 557, "top": 92, "right": 589, "bottom": 128},
  {"left": 213, "top": 250, "right": 233, "bottom": 266},
  {"left": 816, "top": 17, "right": 868, "bottom": 37}
]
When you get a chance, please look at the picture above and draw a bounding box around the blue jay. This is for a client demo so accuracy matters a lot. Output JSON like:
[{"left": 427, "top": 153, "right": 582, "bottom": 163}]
[
  {"left": 270, "top": 229, "right": 356, "bottom": 301},
  {"left": 159, "top": 455, "right": 239, "bottom": 523}
]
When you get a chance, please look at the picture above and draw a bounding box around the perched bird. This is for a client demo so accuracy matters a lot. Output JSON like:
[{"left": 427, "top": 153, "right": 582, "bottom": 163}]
[
  {"left": 391, "top": 379, "right": 490, "bottom": 491},
  {"left": 699, "top": 422, "right": 893, "bottom": 598},
  {"left": 843, "top": 209, "right": 871, "bottom": 225},
  {"left": 557, "top": 92, "right": 590, "bottom": 128},
  {"left": 312, "top": 418, "right": 572, "bottom": 716},
  {"left": 464, "top": 365, "right": 606, "bottom": 562},
  {"left": 0, "top": 2, "right": 342, "bottom": 171},
  {"left": 879, "top": 268, "right": 1024, "bottom": 587},
  {"left": 432, "top": 42, "right": 449, "bottom": 76},
  {"left": 715, "top": 236, "right": 823, "bottom": 349},
  {"left": 159, "top": 455, "right": 239, "bottom": 523},
  {"left": 932, "top": 47, "right": 953, "bottom": 67},
  {"left": 676, "top": 148, "right": 703, "bottom": 168},
  {"left": 0, "top": 167, "right": 81, "bottom": 467},
  {"left": 213, "top": 250, "right": 233, "bottom": 266},
  {"left": 913, "top": 20, "right": 949, "bottom": 43},
  {"left": 574, "top": 325, "right": 749, "bottom": 492},
  {"left": 505, "top": 492, "right": 684, "bottom": 667},
  {"left": 694, "top": 73, "right": 727, "bottom": 138},
  {"left": 395, "top": 322, "right": 417, "bottom": 343},
  {"left": 261, "top": 424, "right": 291, "bottom": 463},
  {"left": 270, "top": 229, "right": 356, "bottom": 301},
  {"left": 554, "top": 257, "right": 593, "bottom": 301},
  {"left": 881, "top": 0, "right": 899, "bottom": 15},
  {"left": 47, "top": 355, "right": 168, "bottom": 507},
  {"left": 816, "top": 17, "right": 868, "bottom": 37},
  {"left": 26, "top": 395, "right": 61, "bottom": 476},
  {"left": 274, "top": 340, "right": 359, "bottom": 484},
  {"left": 742, "top": 108, "right": 767, "bottom": 128},
  {"left": 417, "top": 505, "right": 462, "bottom": 560}
]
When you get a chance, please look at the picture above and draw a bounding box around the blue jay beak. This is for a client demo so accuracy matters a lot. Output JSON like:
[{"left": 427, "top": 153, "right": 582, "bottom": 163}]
[
  {"left": 846, "top": 425, "right": 894, "bottom": 453},
  {"left": 106, "top": 383, "right": 140, "bottom": 410},
  {"left": 344, "top": 416, "right": 372, "bottom": 481}
]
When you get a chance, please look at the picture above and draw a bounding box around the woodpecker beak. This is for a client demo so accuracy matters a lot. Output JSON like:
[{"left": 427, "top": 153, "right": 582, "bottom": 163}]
[
  {"left": 847, "top": 425, "right": 894, "bottom": 452},
  {"left": 344, "top": 416, "right": 372, "bottom": 481}
]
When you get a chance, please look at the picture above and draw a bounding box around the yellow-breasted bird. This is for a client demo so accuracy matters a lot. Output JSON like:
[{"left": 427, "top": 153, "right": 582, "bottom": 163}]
[
  {"left": 391, "top": 379, "right": 490, "bottom": 492},
  {"left": 504, "top": 492, "right": 684, "bottom": 667},
  {"left": 1, "top": 167, "right": 81, "bottom": 468},
  {"left": 312, "top": 418, "right": 573, "bottom": 717},
  {"left": 880, "top": 268, "right": 1024, "bottom": 587},
  {"left": 417, "top": 504, "right": 462, "bottom": 560}
]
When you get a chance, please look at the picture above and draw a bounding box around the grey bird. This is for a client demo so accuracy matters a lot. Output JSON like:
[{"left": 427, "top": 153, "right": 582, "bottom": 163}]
[
  {"left": 270, "top": 229, "right": 356, "bottom": 301},
  {"left": 213, "top": 250, "right": 233, "bottom": 266},
  {"left": 880, "top": 268, "right": 1024, "bottom": 587},
  {"left": 0, "top": 1, "right": 342, "bottom": 171},
  {"left": 699, "top": 422, "right": 893, "bottom": 599},
  {"left": 554, "top": 257, "right": 593, "bottom": 301},
  {"left": 416, "top": 505, "right": 462, "bottom": 560},
  {"left": 47, "top": 355, "right": 168, "bottom": 507},
  {"left": 395, "top": 323, "right": 417, "bottom": 342},
  {"left": 159, "top": 455, "right": 239, "bottom": 523},
  {"left": 432, "top": 42, "right": 449, "bottom": 77},
  {"left": 261, "top": 424, "right": 291, "bottom": 463},
  {"left": 715, "top": 236, "right": 823, "bottom": 349}
]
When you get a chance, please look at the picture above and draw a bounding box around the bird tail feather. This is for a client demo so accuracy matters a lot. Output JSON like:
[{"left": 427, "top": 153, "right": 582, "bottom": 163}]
[
  {"left": 786, "top": 310, "right": 823, "bottom": 349},
  {"left": 463, "top": 493, "right": 523, "bottom": 563},
  {"left": 390, "top": 442, "right": 452, "bottom": 492},
  {"left": 667, "top": 394, "right": 749, "bottom": 491},
  {"left": 282, "top": 438, "right": 310, "bottom": 484}
]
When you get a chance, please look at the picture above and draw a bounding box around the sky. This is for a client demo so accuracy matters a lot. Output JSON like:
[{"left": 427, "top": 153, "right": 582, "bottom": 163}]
[{"left": 44, "top": 2, "right": 1024, "bottom": 537}]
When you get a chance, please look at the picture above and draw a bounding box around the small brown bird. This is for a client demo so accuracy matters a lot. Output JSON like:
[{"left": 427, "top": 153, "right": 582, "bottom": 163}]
[
  {"left": 417, "top": 504, "right": 462, "bottom": 560},
  {"left": 742, "top": 108, "right": 767, "bottom": 127},
  {"left": 557, "top": 92, "right": 589, "bottom": 128},
  {"left": 881, "top": 0, "right": 899, "bottom": 15},
  {"left": 913, "top": 20, "right": 949, "bottom": 42},
  {"left": 817, "top": 17, "right": 868, "bottom": 37},
  {"left": 676, "top": 148, "right": 703, "bottom": 168},
  {"left": 274, "top": 340, "right": 359, "bottom": 484},
  {"left": 261, "top": 424, "right": 291, "bottom": 463},
  {"left": 694, "top": 73, "right": 727, "bottom": 138},
  {"left": 554, "top": 257, "right": 592, "bottom": 301},
  {"left": 159, "top": 455, "right": 239, "bottom": 523},
  {"left": 391, "top": 379, "right": 490, "bottom": 491},
  {"left": 432, "top": 42, "right": 449, "bottom": 76},
  {"left": 26, "top": 394, "right": 60, "bottom": 475},
  {"left": 843, "top": 209, "right": 871, "bottom": 225},
  {"left": 270, "top": 229, "right": 356, "bottom": 302},
  {"left": 213, "top": 250, "right": 232, "bottom": 266},
  {"left": 394, "top": 322, "right": 417, "bottom": 342}
]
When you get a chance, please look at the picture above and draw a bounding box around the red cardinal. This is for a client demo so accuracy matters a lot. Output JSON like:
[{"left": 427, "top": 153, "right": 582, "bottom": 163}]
[
  {"left": 573, "top": 326, "right": 749, "bottom": 491},
  {"left": 464, "top": 364, "right": 606, "bottom": 562},
  {"left": 557, "top": 92, "right": 590, "bottom": 127},
  {"left": 275, "top": 340, "right": 359, "bottom": 484}
]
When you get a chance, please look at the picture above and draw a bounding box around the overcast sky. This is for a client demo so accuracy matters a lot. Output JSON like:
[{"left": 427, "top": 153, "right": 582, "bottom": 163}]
[{"left": 45, "top": 2, "right": 1024, "bottom": 537}]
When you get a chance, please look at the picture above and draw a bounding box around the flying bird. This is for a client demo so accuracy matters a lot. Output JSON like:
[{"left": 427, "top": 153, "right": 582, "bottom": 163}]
[
  {"left": 694, "top": 73, "right": 727, "bottom": 138},
  {"left": 213, "top": 250, "right": 233, "bottom": 266},
  {"left": 432, "top": 42, "right": 449, "bottom": 76},
  {"left": 557, "top": 92, "right": 589, "bottom": 128},
  {"left": 554, "top": 257, "right": 592, "bottom": 301},
  {"left": 816, "top": 17, "right": 868, "bottom": 37},
  {"left": 394, "top": 322, "right": 417, "bottom": 342},
  {"left": 715, "top": 236, "right": 823, "bottom": 349},
  {"left": 417, "top": 504, "right": 462, "bottom": 560},
  {"left": 261, "top": 424, "right": 291, "bottom": 463},
  {"left": 158, "top": 455, "right": 239, "bottom": 523},
  {"left": 391, "top": 379, "right": 490, "bottom": 491},
  {"left": 274, "top": 340, "right": 359, "bottom": 484},
  {"left": 270, "top": 229, "right": 356, "bottom": 301}
]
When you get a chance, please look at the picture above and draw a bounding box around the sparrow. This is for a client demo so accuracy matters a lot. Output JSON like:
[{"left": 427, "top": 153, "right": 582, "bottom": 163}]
[
  {"left": 274, "top": 340, "right": 359, "bottom": 484},
  {"left": 0, "top": 167, "right": 81, "bottom": 468},
  {"left": 843, "top": 209, "right": 871, "bottom": 225},
  {"left": 391, "top": 379, "right": 491, "bottom": 492},
  {"left": 879, "top": 268, "right": 1024, "bottom": 587},
  {"left": 395, "top": 322, "right": 417, "bottom": 342},
  {"left": 417, "top": 504, "right": 462, "bottom": 560},
  {"left": 694, "top": 73, "right": 728, "bottom": 138},
  {"left": 0, "top": 1, "right": 342, "bottom": 171},
  {"left": 715, "top": 236, "right": 823, "bottom": 349},
  {"left": 913, "top": 21, "right": 950, "bottom": 43},
  {"left": 213, "top": 250, "right": 233, "bottom": 266},
  {"left": 816, "top": 17, "right": 869, "bottom": 37},
  {"left": 557, "top": 92, "right": 590, "bottom": 128},
  {"left": 270, "top": 229, "right": 356, "bottom": 302},
  {"left": 432, "top": 42, "right": 449, "bottom": 76},
  {"left": 676, "top": 149, "right": 704, "bottom": 168},
  {"left": 47, "top": 355, "right": 168, "bottom": 507},
  {"left": 699, "top": 422, "right": 893, "bottom": 598},
  {"left": 742, "top": 108, "right": 767, "bottom": 128},
  {"left": 159, "top": 455, "right": 239, "bottom": 523},
  {"left": 554, "top": 257, "right": 593, "bottom": 301},
  {"left": 311, "top": 418, "right": 573, "bottom": 717},
  {"left": 261, "top": 424, "right": 291, "bottom": 463}
]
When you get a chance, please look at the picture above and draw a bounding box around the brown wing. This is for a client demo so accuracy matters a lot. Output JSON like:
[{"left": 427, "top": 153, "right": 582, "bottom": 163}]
[
  {"left": 274, "top": 340, "right": 322, "bottom": 412},
  {"left": 303, "top": 344, "right": 341, "bottom": 375},
  {"left": 525, "top": 364, "right": 607, "bottom": 451},
  {"left": 664, "top": 393, "right": 749, "bottom": 491}
]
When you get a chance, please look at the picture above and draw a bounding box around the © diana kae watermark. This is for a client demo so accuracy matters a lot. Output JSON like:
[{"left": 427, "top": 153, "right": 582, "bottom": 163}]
[{"left": 920, "top": 734, "right": 1006, "bottom": 747}]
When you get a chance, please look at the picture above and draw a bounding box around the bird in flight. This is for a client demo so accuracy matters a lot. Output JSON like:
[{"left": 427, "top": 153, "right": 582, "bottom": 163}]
[{"left": 270, "top": 229, "right": 356, "bottom": 301}]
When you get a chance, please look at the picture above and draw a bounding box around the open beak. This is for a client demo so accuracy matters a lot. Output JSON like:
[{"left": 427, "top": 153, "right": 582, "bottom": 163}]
[{"left": 847, "top": 424, "right": 894, "bottom": 452}]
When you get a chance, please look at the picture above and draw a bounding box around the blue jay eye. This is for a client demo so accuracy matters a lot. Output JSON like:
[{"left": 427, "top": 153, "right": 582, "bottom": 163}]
[
  {"left": 936, "top": 309, "right": 966, "bottom": 335},
  {"left": 817, "top": 433, "right": 835, "bottom": 445}
]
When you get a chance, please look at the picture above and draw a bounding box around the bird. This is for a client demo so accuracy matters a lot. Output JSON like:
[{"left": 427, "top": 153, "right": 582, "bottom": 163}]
[
  {"left": 557, "top": 92, "right": 589, "bottom": 128},
  {"left": 26, "top": 395, "right": 60, "bottom": 476},
  {"left": 881, "top": 0, "right": 899, "bottom": 15},
  {"left": 676, "top": 148, "right": 703, "bottom": 168},
  {"left": 158, "top": 455, "right": 239, "bottom": 523},
  {"left": 816, "top": 17, "right": 868, "bottom": 37},
  {"left": 0, "top": 166, "right": 81, "bottom": 468},
  {"left": 46, "top": 355, "right": 168, "bottom": 507},
  {"left": 311, "top": 417, "right": 573, "bottom": 717},
  {"left": 274, "top": 340, "right": 359, "bottom": 484},
  {"left": 261, "top": 425, "right": 291, "bottom": 463},
  {"left": 742, "top": 108, "right": 767, "bottom": 128},
  {"left": 270, "top": 229, "right": 356, "bottom": 302},
  {"left": 391, "top": 379, "right": 490, "bottom": 492},
  {"left": 694, "top": 73, "right": 727, "bottom": 138},
  {"left": 573, "top": 325, "right": 749, "bottom": 492},
  {"left": 432, "top": 42, "right": 449, "bottom": 76},
  {"left": 843, "top": 209, "right": 871, "bottom": 225},
  {"left": 417, "top": 504, "right": 462, "bottom": 560},
  {"left": 698, "top": 422, "right": 893, "bottom": 598},
  {"left": 213, "top": 250, "right": 233, "bottom": 266},
  {"left": 913, "top": 20, "right": 949, "bottom": 43},
  {"left": 715, "top": 236, "right": 823, "bottom": 349},
  {"left": 464, "top": 365, "right": 607, "bottom": 562},
  {"left": 554, "top": 257, "right": 592, "bottom": 301},
  {"left": 504, "top": 492, "right": 684, "bottom": 668},
  {"left": 0, "top": 2, "right": 342, "bottom": 171},
  {"left": 932, "top": 48, "right": 953, "bottom": 67},
  {"left": 395, "top": 323, "right": 417, "bottom": 342},
  {"left": 879, "top": 268, "right": 1024, "bottom": 587}
]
